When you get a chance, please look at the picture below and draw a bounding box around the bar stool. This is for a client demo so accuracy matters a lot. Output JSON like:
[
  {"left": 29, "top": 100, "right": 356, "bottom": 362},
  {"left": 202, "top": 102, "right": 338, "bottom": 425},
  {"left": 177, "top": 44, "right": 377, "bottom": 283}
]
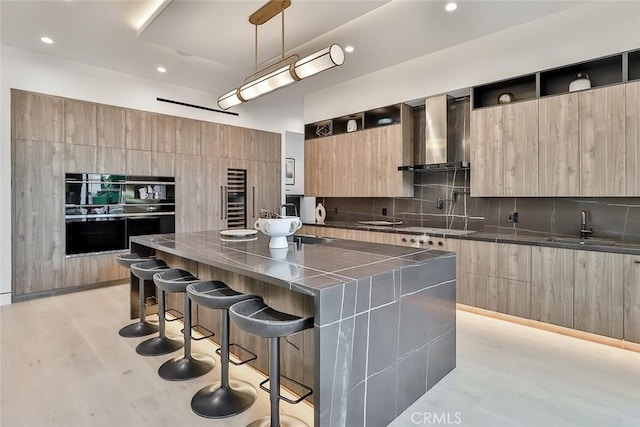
[
  {"left": 229, "top": 298, "right": 313, "bottom": 427},
  {"left": 131, "top": 260, "right": 181, "bottom": 356},
  {"left": 153, "top": 269, "right": 215, "bottom": 381},
  {"left": 186, "top": 280, "right": 260, "bottom": 418},
  {"left": 116, "top": 253, "right": 157, "bottom": 338}
]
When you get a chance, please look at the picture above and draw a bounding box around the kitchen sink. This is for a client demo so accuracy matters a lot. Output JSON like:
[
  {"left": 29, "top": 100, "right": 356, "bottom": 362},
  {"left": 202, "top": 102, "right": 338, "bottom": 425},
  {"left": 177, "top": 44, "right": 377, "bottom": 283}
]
[
  {"left": 290, "top": 234, "right": 333, "bottom": 245},
  {"left": 545, "top": 237, "right": 616, "bottom": 246}
]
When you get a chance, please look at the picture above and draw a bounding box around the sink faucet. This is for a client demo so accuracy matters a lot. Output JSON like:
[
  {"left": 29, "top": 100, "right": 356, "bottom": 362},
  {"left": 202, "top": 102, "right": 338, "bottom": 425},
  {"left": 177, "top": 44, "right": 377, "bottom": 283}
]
[{"left": 580, "top": 210, "right": 593, "bottom": 239}]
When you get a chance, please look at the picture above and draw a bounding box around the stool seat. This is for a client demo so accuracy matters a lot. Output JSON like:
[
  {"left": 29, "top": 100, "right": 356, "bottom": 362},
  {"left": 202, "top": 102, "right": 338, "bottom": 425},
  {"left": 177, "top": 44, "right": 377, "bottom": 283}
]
[
  {"left": 130, "top": 259, "right": 170, "bottom": 281},
  {"left": 153, "top": 269, "right": 199, "bottom": 293},
  {"left": 186, "top": 280, "right": 257, "bottom": 310},
  {"left": 115, "top": 253, "right": 154, "bottom": 268},
  {"left": 229, "top": 298, "right": 313, "bottom": 339}
]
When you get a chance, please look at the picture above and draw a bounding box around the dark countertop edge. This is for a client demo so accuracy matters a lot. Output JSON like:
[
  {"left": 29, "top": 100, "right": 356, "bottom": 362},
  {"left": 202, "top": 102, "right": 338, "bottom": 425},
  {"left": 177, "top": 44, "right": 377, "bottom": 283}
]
[{"left": 302, "top": 222, "right": 640, "bottom": 256}]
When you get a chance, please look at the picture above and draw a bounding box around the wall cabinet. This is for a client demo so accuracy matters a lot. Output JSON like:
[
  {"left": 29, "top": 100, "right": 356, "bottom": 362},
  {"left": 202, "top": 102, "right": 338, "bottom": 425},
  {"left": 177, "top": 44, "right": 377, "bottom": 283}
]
[
  {"left": 12, "top": 89, "right": 64, "bottom": 143},
  {"left": 64, "top": 99, "right": 97, "bottom": 146},
  {"left": 623, "top": 254, "right": 640, "bottom": 343},
  {"left": 626, "top": 81, "right": 640, "bottom": 195},
  {"left": 304, "top": 104, "right": 413, "bottom": 197}
]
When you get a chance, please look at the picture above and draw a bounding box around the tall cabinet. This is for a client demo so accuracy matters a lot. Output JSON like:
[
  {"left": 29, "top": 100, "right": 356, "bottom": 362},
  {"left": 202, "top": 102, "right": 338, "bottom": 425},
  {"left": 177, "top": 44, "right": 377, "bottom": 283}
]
[{"left": 11, "top": 89, "right": 282, "bottom": 298}]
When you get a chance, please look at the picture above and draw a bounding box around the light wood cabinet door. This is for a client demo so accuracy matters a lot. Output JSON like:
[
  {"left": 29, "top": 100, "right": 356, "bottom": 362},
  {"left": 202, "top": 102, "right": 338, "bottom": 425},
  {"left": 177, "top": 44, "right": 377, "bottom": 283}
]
[
  {"left": 65, "top": 254, "right": 127, "bottom": 288},
  {"left": 174, "top": 117, "right": 199, "bottom": 155},
  {"left": 304, "top": 136, "right": 331, "bottom": 196},
  {"left": 175, "top": 154, "right": 204, "bottom": 232},
  {"left": 574, "top": 251, "right": 624, "bottom": 339},
  {"left": 153, "top": 115, "right": 175, "bottom": 153},
  {"left": 97, "top": 147, "right": 126, "bottom": 174},
  {"left": 125, "top": 109, "right": 154, "bottom": 151},
  {"left": 64, "top": 99, "right": 97, "bottom": 145},
  {"left": 125, "top": 149, "right": 152, "bottom": 176},
  {"left": 11, "top": 90, "right": 64, "bottom": 143},
  {"left": 531, "top": 246, "right": 574, "bottom": 328},
  {"left": 97, "top": 104, "right": 126, "bottom": 148},
  {"left": 503, "top": 100, "right": 539, "bottom": 196},
  {"left": 201, "top": 121, "right": 225, "bottom": 158},
  {"left": 248, "top": 160, "right": 281, "bottom": 224},
  {"left": 64, "top": 144, "right": 97, "bottom": 173},
  {"left": 626, "top": 81, "right": 640, "bottom": 196},
  {"left": 579, "top": 85, "right": 626, "bottom": 196},
  {"left": 623, "top": 254, "right": 640, "bottom": 343},
  {"left": 471, "top": 106, "right": 503, "bottom": 196},
  {"left": 201, "top": 157, "right": 226, "bottom": 231},
  {"left": 539, "top": 93, "right": 580, "bottom": 196}
]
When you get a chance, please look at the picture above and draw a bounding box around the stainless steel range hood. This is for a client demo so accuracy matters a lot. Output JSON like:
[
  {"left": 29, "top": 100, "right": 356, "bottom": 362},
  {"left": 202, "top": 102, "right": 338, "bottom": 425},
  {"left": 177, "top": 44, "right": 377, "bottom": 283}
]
[{"left": 399, "top": 94, "right": 470, "bottom": 171}]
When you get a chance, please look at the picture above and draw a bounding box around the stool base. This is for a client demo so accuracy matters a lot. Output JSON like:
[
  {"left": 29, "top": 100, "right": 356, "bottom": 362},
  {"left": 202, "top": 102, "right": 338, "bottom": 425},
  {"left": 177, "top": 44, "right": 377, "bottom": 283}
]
[
  {"left": 118, "top": 321, "right": 158, "bottom": 338},
  {"left": 191, "top": 380, "right": 257, "bottom": 418},
  {"left": 136, "top": 336, "right": 183, "bottom": 356},
  {"left": 158, "top": 354, "right": 215, "bottom": 381},
  {"left": 247, "top": 414, "right": 309, "bottom": 427}
]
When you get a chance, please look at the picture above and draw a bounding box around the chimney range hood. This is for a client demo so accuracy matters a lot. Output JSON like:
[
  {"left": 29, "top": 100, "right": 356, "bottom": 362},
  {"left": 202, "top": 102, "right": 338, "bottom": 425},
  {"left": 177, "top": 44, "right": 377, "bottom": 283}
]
[{"left": 398, "top": 94, "right": 470, "bottom": 171}]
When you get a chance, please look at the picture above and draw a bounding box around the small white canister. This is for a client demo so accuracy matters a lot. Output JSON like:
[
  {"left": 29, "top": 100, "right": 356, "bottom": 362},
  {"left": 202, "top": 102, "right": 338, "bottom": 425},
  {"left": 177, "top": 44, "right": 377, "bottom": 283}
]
[{"left": 569, "top": 73, "right": 591, "bottom": 92}]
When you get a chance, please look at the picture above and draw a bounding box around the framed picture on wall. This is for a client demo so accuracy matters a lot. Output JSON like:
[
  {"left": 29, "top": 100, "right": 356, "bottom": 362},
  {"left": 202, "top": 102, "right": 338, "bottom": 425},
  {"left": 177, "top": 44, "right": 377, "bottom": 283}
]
[{"left": 285, "top": 158, "right": 295, "bottom": 185}]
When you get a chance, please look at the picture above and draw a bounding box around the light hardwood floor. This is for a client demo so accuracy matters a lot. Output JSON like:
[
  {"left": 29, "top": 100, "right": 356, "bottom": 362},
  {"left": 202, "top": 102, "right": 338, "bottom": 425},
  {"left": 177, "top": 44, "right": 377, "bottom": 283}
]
[{"left": 1, "top": 284, "right": 639, "bottom": 427}]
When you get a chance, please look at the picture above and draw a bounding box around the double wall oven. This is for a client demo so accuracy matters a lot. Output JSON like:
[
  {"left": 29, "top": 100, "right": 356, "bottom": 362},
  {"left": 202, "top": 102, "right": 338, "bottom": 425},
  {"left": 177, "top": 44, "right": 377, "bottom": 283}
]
[{"left": 65, "top": 173, "right": 175, "bottom": 256}]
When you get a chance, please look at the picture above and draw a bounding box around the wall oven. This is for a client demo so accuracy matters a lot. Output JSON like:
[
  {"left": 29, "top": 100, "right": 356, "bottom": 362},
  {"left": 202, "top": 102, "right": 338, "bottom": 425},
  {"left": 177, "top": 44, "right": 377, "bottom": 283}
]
[{"left": 65, "top": 173, "right": 175, "bottom": 256}]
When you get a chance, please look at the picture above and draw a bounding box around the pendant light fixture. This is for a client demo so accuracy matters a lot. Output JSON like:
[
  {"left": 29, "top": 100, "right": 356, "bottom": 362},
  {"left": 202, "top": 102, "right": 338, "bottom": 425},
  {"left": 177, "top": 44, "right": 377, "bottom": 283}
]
[{"left": 217, "top": 0, "right": 344, "bottom": 110}]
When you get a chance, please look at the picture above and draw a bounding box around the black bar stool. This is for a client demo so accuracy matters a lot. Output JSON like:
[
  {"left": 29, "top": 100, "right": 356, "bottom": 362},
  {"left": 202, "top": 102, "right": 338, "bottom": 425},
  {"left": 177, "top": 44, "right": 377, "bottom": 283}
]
[
  {"left": 130, "top": 260, "right": 181, "bottom": 356},
  {"left": 153, "top": 269, "right": 215, "bottom": 380},
  {"left": 186, "top": 280, "right": 260, "bottom": 418},
  {"left": 116, "top": 253, "right": 157, "bottom": 338},
  {"left": 229, "top": 298, "right": 313, "bottom": 427}
]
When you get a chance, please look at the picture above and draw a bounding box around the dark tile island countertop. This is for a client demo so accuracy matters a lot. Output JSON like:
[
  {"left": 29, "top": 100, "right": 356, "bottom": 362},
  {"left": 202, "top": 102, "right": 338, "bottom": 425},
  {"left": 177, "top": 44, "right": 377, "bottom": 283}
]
[
  {"left": 130, "top": 230, "right": 456, "bottom": 427},
  {"left": 304, "top": 221, "right": 640, "bottom": 255}
]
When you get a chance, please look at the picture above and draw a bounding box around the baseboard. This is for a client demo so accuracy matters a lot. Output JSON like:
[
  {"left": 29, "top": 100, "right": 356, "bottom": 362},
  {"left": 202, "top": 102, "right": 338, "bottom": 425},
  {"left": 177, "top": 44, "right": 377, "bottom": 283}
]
[
  {"left": 456, "top": 303, "right": 640, "bottom": 354},
  {"left": 11, "top": 279, "right": 128, "bottom": 303}
]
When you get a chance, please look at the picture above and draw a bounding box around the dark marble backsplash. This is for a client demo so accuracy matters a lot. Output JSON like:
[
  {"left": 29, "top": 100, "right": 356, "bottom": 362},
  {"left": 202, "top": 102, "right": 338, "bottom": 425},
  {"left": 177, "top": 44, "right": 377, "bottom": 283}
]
[{"left": 321, "top": 170, "right": 640, "bottom": 244}]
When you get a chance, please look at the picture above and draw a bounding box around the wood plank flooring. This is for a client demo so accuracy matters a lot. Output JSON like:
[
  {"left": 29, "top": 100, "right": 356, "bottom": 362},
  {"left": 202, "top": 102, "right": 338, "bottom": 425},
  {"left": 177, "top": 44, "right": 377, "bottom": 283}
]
[{"left": 2, "top": 284, "right": 639, "bottom": 426}]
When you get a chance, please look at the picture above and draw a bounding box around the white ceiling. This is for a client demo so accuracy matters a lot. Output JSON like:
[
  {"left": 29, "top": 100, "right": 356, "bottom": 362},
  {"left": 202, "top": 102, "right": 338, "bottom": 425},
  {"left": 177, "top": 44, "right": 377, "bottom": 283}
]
[{"left": 0, "top": 0, "right": 587, "bottom": 111}]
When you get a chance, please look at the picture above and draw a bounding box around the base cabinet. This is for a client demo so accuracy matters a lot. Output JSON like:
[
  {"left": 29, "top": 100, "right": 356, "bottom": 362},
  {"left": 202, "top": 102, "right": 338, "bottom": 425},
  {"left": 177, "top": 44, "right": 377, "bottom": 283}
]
[
  {"left": 624, "top": 254, "right": 640, "bottom": 343},
  {"left": 531, "top": 247, "right": 575, "bottom": 328}
]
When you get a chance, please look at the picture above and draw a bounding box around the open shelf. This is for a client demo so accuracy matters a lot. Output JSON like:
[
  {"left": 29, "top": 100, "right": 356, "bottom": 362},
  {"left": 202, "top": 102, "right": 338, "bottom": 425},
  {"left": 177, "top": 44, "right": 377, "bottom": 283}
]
[
  {"left": 473, "top": 74, "right": 537, "bottom": 109},
  {"left": 540, "top": 54, "right": 623, "bottom": 96},
  {"left": 629, "top": 49, "right": 640, "bottom": 82},
  {"left": 304, "top": 104, "right": 403, "bottom": 139}
]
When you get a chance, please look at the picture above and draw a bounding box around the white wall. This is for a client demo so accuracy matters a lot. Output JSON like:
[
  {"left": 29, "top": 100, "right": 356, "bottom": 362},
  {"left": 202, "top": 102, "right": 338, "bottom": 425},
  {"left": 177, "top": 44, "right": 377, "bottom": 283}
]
[
  {"left": 284, "top": 131, "right": 305, "bottom": 196},
  {"left": 0, "top": 46, "right": 304, "bottom": 304},
  {"left": 304, "top": 1, "right": 640, "bottom": 122}
]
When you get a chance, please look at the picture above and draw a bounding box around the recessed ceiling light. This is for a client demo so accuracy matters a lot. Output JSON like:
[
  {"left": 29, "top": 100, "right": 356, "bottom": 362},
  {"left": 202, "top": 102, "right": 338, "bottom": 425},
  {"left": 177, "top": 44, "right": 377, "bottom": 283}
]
[
  {"left": 157, "top": 66, "right": 167, "bottom": 73},
  {"left": 445, "top": 2, "right": 457, "bottom": 12},
  {"left": 40, "top": 36, "right": 54, "bottom": 44},
  {"left": 344, "top": 45, "right": 355, "bottom": 53}
]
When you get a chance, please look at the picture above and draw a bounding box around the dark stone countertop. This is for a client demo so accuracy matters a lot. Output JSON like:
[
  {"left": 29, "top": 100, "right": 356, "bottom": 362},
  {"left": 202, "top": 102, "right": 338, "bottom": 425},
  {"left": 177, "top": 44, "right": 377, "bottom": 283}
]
[
  {"left": 130, "top": 230, "right": 454, "bottom": 296},
  {"left": 302, "top": 221, "right": 640, "bottom": 255}
]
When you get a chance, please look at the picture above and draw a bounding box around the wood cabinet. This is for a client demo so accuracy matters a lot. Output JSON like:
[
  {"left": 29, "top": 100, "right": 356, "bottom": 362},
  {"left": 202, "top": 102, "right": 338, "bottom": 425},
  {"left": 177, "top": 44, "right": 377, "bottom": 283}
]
[
  {"left": 626, "top": 81, "right": 640, "bottom": 196},
  {"left": 457, "top": 240, "right": 531, "bottom": 317},
  {"left": 471, "top": 100, "right": 538, "bottom": 197},
  {"left": 623, "top": 254, "right": 640, "bottom": 343},
  {"left": 304, "top": 104, "right": 413, "bottom": 197},
  {"left": 64, "top": 99, "right": 97, "bottom": 146},
  {"left": 531, "top": 246, "right": 575, "bottom": 328},
  {"left": 574, "top": 251, "right": 624, "bottom": 339},
  {"left": 97, "top": 104, "right": 126, "bottom": 148},
  {"left": 579, "top": 85, "right": 626, "bottom": 196},
  {"left": 537, "top": 93, "right": 581, "bottom": 196},
  {"left": 12, "top": 90, "right": 283, "bottom": 298},
  {"left": 11, "top": 89, "right": 64, "bottom": 143}
]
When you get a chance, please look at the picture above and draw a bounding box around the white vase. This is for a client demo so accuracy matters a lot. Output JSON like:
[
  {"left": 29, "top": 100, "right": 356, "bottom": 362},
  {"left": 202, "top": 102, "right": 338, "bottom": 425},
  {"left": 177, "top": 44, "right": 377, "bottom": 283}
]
[{"left": 315, "top": 203, "right": 326, "bottom": 224}]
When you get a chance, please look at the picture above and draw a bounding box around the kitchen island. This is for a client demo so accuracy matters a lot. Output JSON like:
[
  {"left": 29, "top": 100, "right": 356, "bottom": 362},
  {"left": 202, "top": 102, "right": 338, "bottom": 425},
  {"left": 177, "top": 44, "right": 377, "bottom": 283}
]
[{"left": 130, "top": 231, "right": 456, "bottom": 427}]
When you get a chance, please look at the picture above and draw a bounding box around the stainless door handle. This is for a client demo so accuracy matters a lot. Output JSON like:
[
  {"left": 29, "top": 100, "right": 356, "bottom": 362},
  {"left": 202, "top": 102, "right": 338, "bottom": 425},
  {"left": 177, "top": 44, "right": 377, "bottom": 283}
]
[
  {"left": 224, "top": 186, "right": 228, "bottom": 220},
  {"left": 634, "top": 260, "right": 640, "bottom": 264},
  {"left": 252, "top": 186, "right": 256, "bottom": 218},
  {"left": 220, "top": 186, "right": 224, "bottom": 220}
]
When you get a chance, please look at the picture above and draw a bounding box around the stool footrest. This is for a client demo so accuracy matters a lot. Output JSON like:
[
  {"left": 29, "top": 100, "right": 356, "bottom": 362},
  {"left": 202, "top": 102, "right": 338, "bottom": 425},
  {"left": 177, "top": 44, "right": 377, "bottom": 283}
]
[
  {"left": 216, "top": 343, "right": 257, "bottom": 366},
  {"left": 165, "top": 309, "right": 184, "bottom": 322},
  {"left": 190, "top": 324, "right": 215, "bottom": 341},
  {"left": 259, "top": 375, "right": 313, "bottom": 405}
]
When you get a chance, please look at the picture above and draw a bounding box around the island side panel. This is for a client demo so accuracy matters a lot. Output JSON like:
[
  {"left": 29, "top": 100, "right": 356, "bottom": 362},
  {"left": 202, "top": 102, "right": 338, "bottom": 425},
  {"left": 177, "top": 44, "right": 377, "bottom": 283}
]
[{"left": 315, "top": 253, "right": 456, "bottom": 427}]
